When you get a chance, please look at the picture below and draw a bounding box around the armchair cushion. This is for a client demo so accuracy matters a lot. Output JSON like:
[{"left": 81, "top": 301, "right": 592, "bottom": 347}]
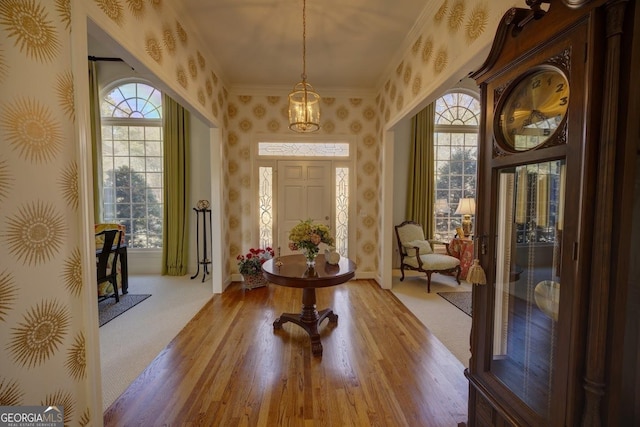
[
  {"left": 404, "top": 253, "right": 460, "bottom": 270},
  {"left": 403, "top": 239, "right": 433, "bottom": 256},
  {"left": 95, "top": 223, "right": 126, "bottom": 247}
]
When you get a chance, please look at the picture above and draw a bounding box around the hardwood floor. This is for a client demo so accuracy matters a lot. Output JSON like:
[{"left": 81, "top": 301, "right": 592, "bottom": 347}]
[{"left": 104, "top": 279, "right": 468, "bottom": 426}]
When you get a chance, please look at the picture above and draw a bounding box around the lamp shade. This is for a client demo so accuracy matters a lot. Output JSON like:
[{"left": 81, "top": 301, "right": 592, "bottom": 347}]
[
  {"left": 434, "top": 199, "right": 450, "bottom": 214},
  {"left": 454, "top": 198, "right": 476, "bottom": 216}
]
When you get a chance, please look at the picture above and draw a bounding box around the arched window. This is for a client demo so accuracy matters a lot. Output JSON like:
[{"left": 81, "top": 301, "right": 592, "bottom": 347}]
[
  {"left": 100, "top": 81, "right": 163, "bottom": 249},
  {"left": 433, "top": 91, "right": 480, "bottom": 240}
]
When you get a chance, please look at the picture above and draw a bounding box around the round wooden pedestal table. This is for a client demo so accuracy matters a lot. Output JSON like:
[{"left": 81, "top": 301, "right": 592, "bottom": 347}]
[{"left": 262, "top": 254, "right": 356, "bottom": 356}]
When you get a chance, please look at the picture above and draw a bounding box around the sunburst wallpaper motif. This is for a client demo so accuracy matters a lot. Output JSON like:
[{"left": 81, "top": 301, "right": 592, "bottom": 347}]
[
  {"left": 448, "top": 0, "right": 466, "bottom": 32},
  {"left": 177, "top": 65, "right": 187, "bottom": 88},
  {"left": 65, "top": 332, "right": 86, "bottom": 380},
  {"left": 59, "top": 161, "right": 79, "bottom": 209},
  {"left": 176, "top": 21, "right": 187, "bottom": 44},
  {"left": 126, "top": 0, "right": 145, "bottom": 19},
  {"left": 434, "top": 48, "right": 449, "bottom": 73},
  {"left": 62, "top": 248, "right": 83, "bottom": 296},
  {"left": 0, "top": 45, "right": 7, "bottom": 84},
  {"left": 145, "top": 35, "right": 162, "bottom": 64},
  {"left": 9, "top": 299, "right": 70, "bottom": 368},
  {"left": 466, "top": 4, "right": 489, "bottom": 42},
  {"left": 6, "top": 201, "right": 66, "bottom": 265},
  {"left": 0, "top": 0, "right": 60, "bottom": 63},
  {"left": 55, "top": 70, "right": 74, "bottom": 121},
  {"left": 163, "top": 25, "right": 176, "bottom": 54},
  {"left": 42, "top": 390, "right": 74, "bottom": 426},
  {"left": 0, "top": 378, "right": 23, "bottom": 406},
  {"left": 0, "top": 270, "right": 18, "bottom": 322},
  {"left": 1, "top": 97, "right": 62, "bottom": 163},
  {"left": 78, "top": 409, "right": 91, "bottom": 427},
  {"left": 54, "top": 0, "right": 71, "bottom": 31},
  {"left": 95, "top": 0, "right": 124, "bottom": 26},
  {"left": 0, "top": 158, "right": 11, "bottom": 204},
  {"left": 435, "top": 0, "right": 449, "bottom": 23}
]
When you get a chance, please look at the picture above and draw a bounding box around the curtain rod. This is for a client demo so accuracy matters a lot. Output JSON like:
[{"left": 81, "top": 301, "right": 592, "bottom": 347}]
[{"left": 88, "top": 56, "right": 124, "bottom": 62}]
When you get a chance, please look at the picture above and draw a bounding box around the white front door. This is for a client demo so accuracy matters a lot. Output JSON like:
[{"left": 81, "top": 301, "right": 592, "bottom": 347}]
[{"left": 277, "top": 160, "right": 332, "bottom": 255}]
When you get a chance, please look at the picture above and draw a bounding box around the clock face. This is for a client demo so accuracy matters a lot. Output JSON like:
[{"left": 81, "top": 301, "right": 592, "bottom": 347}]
[{"left": 498, "top": 67, "right": 570, "bottom": 151}]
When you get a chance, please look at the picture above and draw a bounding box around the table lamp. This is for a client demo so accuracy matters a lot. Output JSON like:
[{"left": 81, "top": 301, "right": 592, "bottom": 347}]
[
  {"left": 455, "top": 198, "right": 476, "bottom": 238},
  {"left": 434, "top": 199, "right": 450, "bottom": 214}
]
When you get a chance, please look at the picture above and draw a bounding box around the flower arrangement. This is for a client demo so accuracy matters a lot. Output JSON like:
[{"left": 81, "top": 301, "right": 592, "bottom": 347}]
[
  {"left": 288, "top": 219, "right": 335, "bottom": 262},
  {"left": 237, "top": 247, "right": 274, "bottom": 275}
]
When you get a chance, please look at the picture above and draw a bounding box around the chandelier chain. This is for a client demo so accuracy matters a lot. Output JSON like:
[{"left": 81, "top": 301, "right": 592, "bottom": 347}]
[
  {"left": 301, "top": 0, "right": 307, "bottom": 81},
  {"left": 288, "top": 0, "right": 320, "bottom": 133}
]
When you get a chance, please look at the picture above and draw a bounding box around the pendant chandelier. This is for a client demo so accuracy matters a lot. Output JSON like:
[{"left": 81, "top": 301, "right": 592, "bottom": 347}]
[{"left": 288, "top": 0, "right": 320, "bottom": 132}]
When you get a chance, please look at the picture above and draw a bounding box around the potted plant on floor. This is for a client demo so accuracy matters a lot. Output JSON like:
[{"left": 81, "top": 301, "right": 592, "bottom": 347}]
[{"left": 237, "top": 247, "right": 274, "bottom": 289}]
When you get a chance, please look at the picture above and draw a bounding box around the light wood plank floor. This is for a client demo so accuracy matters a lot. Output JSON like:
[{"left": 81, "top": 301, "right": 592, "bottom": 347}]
[{"left": 104, "top": 279, "right": 468, "bottom": 426}]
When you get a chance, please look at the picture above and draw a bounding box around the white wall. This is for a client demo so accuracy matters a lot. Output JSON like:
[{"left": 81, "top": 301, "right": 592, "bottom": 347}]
[
  {"left": 188, "top": 117, "right": 212, "bottom": 277},
  {"left": 392, "top": 117, "right": 412, "bottom": 267}
]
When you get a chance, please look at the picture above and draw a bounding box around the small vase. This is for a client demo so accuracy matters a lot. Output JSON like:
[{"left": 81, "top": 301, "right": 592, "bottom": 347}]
[{"left": 302, "top": 247, "right": 318, "bottom": 267}]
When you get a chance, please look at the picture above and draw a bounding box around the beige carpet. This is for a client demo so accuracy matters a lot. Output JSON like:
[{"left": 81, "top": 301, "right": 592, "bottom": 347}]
[
  {"left": 99, "top": 275, "right": 212, "bottom": 410},
  {"left": 390, "top": 270, "right": 472, "bottom": 367}
]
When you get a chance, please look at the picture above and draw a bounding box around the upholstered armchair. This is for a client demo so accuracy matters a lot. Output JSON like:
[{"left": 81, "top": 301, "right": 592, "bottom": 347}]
[{"left": 394, "top": 220, "right": 461, "bottom": 292}]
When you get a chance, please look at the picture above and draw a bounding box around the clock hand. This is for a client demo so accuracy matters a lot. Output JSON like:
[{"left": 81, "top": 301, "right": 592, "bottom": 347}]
[{"left": 522, "top": 109, "right": 548, "bottom": 128}]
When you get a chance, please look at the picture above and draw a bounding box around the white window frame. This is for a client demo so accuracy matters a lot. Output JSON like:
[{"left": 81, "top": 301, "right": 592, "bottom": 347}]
[
  {"left": 433, "top": 89, "right": 480, "bottom": 241},
  {"left": 100, "top": 78, "right": 164, "bottom": 249}
]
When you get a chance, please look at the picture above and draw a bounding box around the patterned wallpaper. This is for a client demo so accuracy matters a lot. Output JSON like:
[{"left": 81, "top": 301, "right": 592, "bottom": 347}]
[
  {"left": 226, "top": 94, "right": 381, "bottom": 275},
  {"left": 0, "top": 0, "right": 227, "bottom": 424},
  {"left": 0, "top": 0, "right": 517, "bottom": 423},
  {"left": 374, "top": 0, "right": 517, "bottom": 274},
  {"left": 377, "top": 0, "right": 516, "bottom": 123}
]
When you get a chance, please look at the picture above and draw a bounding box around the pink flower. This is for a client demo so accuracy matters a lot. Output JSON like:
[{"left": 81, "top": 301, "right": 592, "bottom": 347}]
[{"left": 310, "top": 233, "right": 321, "bottom": 245}]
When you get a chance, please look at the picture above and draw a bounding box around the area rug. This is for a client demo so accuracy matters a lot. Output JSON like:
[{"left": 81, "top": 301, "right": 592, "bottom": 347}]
[
  {"left": 437, "top": 291, "right": 472, "bottom": 317},
  {"left": 99, "top": 294, "right": 151, "bottom": 327}
]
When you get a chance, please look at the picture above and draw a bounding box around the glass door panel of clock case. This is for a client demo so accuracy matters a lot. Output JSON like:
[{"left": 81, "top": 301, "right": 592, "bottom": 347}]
[{"left": 492, "top": 160, "right": 565, "bottom": 420}]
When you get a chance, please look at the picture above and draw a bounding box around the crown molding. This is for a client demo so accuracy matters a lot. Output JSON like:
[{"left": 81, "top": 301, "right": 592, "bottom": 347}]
[
  {"left": 374, "top": 0, "right": 440, "bottom": 92},
  {"left": 228, "top": 84, "right": 377, "bottom": 99}
]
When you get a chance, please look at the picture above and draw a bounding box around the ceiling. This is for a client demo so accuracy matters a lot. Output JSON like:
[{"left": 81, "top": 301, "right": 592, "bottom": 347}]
[{"left": 174, "top": 0, "right": 432, "bottom": 92}]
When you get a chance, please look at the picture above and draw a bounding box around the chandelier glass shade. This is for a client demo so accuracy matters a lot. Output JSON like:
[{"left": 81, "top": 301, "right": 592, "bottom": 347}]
[
  {"left": 289, "top": 80, "right": 320, "bottom": 132},
  {"left": 288, "top": 0, "right": 320, "bottom": 132}
]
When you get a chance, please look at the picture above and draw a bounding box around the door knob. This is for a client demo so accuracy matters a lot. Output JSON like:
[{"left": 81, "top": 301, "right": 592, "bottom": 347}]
[{"left": 325, "top": 216, "right": 329, "bottom": 220}]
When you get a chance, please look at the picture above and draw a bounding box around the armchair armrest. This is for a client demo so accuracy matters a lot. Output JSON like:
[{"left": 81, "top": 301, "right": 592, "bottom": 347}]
[{"left": 429, "top": 240, "right": 451, "bottom": 254}]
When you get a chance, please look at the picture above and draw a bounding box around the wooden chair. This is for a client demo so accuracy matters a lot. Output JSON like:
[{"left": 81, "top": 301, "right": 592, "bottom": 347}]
[
  {"left": 394, "top": 220, "right": 461, "bottom": 292},
  {"left": 96, "top": 229, "right": 122, "bottom": 303}
]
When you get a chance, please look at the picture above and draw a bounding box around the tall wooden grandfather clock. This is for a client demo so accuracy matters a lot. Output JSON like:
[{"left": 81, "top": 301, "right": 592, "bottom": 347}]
[{"left": 467, "top": 1, "right": 639, "bottom": 426}]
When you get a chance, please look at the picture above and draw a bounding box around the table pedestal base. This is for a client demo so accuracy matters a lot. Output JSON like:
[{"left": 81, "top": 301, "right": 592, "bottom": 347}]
[{"left": 273, "top": 288, "right": 338, "bottom": 356}]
